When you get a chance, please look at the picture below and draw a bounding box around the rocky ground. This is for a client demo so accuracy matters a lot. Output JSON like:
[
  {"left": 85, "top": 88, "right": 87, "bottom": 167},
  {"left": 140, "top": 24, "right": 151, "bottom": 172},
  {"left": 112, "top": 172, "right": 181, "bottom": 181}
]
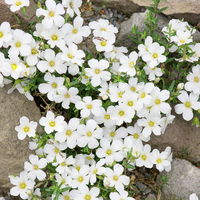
[{"left": 1, "top": 0, "right": 200, "bottom": 200}]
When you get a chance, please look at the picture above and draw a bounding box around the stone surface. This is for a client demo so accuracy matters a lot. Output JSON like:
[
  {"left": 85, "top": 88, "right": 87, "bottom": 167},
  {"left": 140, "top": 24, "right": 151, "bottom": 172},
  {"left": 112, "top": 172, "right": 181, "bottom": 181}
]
[
  {"left": 117, "top": 11, "right": 200, "bottom": 47},
  {"left": 0, "top": 85, "right": 40, "bottom": 188},
  {"left": 94, "top": 0, "right": 200, "bottom": 24},
  {"left": 0, "top": 0, "right": 37, "bottom": 26},
  {"left": 145, "top": 194, "right": 156, "bottom": 200},
  {"left": 158, "top": 159, "right": 200, "bottom": 200},
  {"left": 150, "top": 115, "right": 200, "bottom": 162}
]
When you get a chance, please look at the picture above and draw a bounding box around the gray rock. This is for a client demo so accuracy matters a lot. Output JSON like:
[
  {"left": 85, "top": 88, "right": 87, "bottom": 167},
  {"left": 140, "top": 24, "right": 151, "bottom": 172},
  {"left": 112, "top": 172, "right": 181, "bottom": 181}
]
[
  {"left": 158, "top": 159, "right": 200, "bottom": 200},
  {"left": 145, "top": 194, "right": 156, "bottom": 200},
  {"left": 150, "top": 115, "right": 200, "bottom": 162},
  {"left": 117, "top": 11, "right": 200, "bottom": 47},
  {"left": 0, "top": 0, "right": 37, "bottom": 26},
  {"left": 0, "top": 85, "right": 40, "bottom": 188}
]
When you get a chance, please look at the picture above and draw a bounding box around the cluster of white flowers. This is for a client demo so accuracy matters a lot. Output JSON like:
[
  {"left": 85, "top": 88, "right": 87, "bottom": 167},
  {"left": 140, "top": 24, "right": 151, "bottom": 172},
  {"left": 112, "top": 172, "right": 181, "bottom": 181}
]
[
  {"left": 11, "top": 110, "right": 172, "bottom": 199},
  {"left": 5, "top": 0, "right": 30, "bottom": 12},
  {"left": 2, "top": 0, "right": 200, "bottom": 199}
]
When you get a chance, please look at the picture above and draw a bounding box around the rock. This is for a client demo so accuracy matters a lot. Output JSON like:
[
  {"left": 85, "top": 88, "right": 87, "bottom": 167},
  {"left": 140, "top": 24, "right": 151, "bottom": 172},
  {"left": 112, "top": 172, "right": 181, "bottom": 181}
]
[
  {"left": 93, "top": 0, "right": 143, "bottom": 15},
  {"left": 158, "top": 159, "right": 200, "bottom": 199},
  {"left": 117, "top": 11, "right": 200, "bottom": 47},
  {"left": 145, "top": 194, "right": 156, "bottom": 200},
  {"left": 150, "top": 115, "right": 200, "bottom": 162},
  {"left": 0, "top": 85, "right": 40, "bottom": 188},
  {"left": 0, "top": 0, "right": 37, "bottom": 26},
  {"left": 94, "top": 0, "right": 200, "bottom": 24}
]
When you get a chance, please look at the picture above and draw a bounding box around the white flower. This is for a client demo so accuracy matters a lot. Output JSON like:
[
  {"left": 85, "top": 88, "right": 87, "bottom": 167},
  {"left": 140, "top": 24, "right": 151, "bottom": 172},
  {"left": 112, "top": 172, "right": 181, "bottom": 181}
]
[
  {"left": 55, "top": 118, "right": 80, "bottom": 147},
  {"left": 93, "top": 37, "right": 115, "bottom": 52},
  {"left": 61, "top": 43, "right": 85, "bottom": 66},
  {"left": 9, "top": 29, "right": 32, "bottom": 57},
  {"left": 26, "top": 40, "right": 40, "bottom": 66},
  {"left": 175, "top": 91, "right": 200, "bottom": 121},
  {"left": 119, "top": 51, "right": 138, "bottom": 76},
  {"left": 77, "top": 119, "right": 103, "bottom": 149},
  {"left": 112, "top": 105, "right": 134, "bottom": 125},
  {"left": 85, "top": 59, "right": 111, "bottom": 87},
  {"left": 55, "top": 87, "right": 81, "bottom": 109},
  {"left": 9, "top": 171, "right": 35, "bottom": 199},
  {"left": 190, "top": 193, "right": 199, "bottom": 200},
  {"left": 15, "top": 116, "right": 37, "bottom": 140},
  {"left": 89, "top": 160, "right": 105, "bottom": 185},
  {"left": 37, "top": 49, "right": 67, "bottom": 74},
  {"left": 77, "top": 186, "right": 100, "bottom": 200},
  {"left": 70, "top": 165, "right": 90, "bottom": 188},
  {"left": 103, "top": 126, "right": 127, "bottom": 141},
  {"left": 62, "top": 16, "right": 91, "bottom": 44},
  {"left": 135, "top": 144, "right": 153, "bottom": 168},
  {"left": 138, "top": 36, "right": 153, "bottom": 57},
  {"left": 149, "top": 87, "right": 171, "bottom": 114},
  {"left": 39, "top": 111, "right": 65, "bottom": 134},
  {"left": 94, "top": 106, "right": 116, "bottom": 127},
  {"left": 24, "top": 155, "right": 47, "bottom": 181},
  {"left": 5, "top": 0, "right": 30, "bottom": 12},
  {"left": 110, "top": 191, "right": 135, "bottom": 200},
  {"left": 0, "top": 22, "right": 12, "bottom": 47},
  {"left": 43, "top": 141, "right": 67, "bottom": 162},
  {"left": 137, "top": 112, "right": 162, "bottom": 137},
  {"left": 89, "top": 19, "right": 118, "bottom": 39},
  {"left": 144, "top": 65, "right": 163, "bottom": 81},
  {"left": 104, "top": 164, "right": 130, "bottom": 192},
  {"left": 128, "top": 77, "right": 143, "bottom": 94},
  {"left": 38, "top": 72, "right": 65, "bottom": 102},
  {"left": 104, "top": 46, "right": 128, "bottom": 60},
  {"left": 138, "top": 82, "right": 154, "bottom": 105},
  {"left": 151, "top": 149, "right": 171, "bottom": 172},
  {"left": 62, "top": 0, "right": 82, "bottom": 17},
  {"left": 96, "top": 138, "right": 124, "bottom": 165},
  {"left": 59, "top": 190, "right": 78, "bottom": 200},
  {"left": 75, "top": 96, "right": 103, "bottom": 118},
  {"left": 41, "top": 25, "right": 65, "bottom": 48},
  {"left": 36, "top": 0, "right": 65, "bottom": 28},
  {"left": 185, "top": 65, "right": 200, "bottom": 94},
  {"left": 171, "top": 30, "right": 192, "bottom": 46}
]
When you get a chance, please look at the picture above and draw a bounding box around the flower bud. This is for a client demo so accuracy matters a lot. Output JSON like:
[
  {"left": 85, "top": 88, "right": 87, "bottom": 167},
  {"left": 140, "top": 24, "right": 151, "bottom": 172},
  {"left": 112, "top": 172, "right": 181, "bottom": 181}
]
[{"left": 177, "top": 83, "right": 184, "bottom": 90}]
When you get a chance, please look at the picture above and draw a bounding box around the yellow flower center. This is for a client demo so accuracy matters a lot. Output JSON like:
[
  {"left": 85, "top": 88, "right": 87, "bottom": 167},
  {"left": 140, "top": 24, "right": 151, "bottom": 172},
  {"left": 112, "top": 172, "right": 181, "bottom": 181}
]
[
  {"left": 87, "top": 131, "right": 92, "bottom": 137},
  {"left": 0, "top": 32, "right": 4, "bottom": 38},
  {"left": 76, "top": 166, "right": 80, "bottom": 171},
  {"left": 19, "top": 182, "right": 26, "bottom": 189},
  {"left": 54, "top": 147, "right": 60, "bottom": 154},
  {"left": 23, "top": 126, "right": 30, "bottom": 133},
  {"left": 154, "top": 99, "right": 161, "bottom": 105},
  {"left": 104, "top": 114, "right": 110, "bottom": 120},
  {"left": 133, "top": 133, "right": 139, "bottom": 139},
  {"left": 180, "top": 39, "right": 186, "bottom": 44},
  {"left": 72, "top": 28, "right": 78, "bottom": 34},
  {"left": 100, "top": 28, "right": 106, "bottom": 31},
  {"left": 77, "top": 176, "right": 84, "bottom": 182},
  {"left": 95, "top": 68, "right": 101, "bottom": 74},
  {"left": 128, "top": 101, "right": 134, "bottom": 106},
  {"left": 113, "top": 175, "right": 119, "bottom": 181},
  {"left": 69, "top": 1, "right": 74, "bottom": 8},
  {"left": 140, "top": 92, "right": 146, "bottom": 98},
  {"left": 49, "top": 61, "right": 55, "bottom": 67},
  {"left": 118, "top": 110, "right": 125, "bottom": 116},
  {"left": 51, "top": 34, "right": 58, "bottom": 41},
  {"left": 67, "top": 53, "right": 74, "bottom": 59},
  {"left": 110, "top": 131, "right": 116, "bottom": 137},
  {"left": 15, "top": 1, "right": 22, "bottom": 6},
  {"left": 131, "top": 87, "right": 136, "bottom": 92},
  {"left": 31, "top": 48, "right": 38, "bottom": 55},
  {"left": 148, "top": 121, "right": 155, "bottom": 127},
  {"left": 141, "top": 155, "right": 147, "bottom": 160},
  {"left": 106, "top": 149, "right": 112, "bottom": 155},
  {"left": 48, "top": 11, "right": 55, "bottom": 17},
  {"left": 118, "top": 91, "right": 124, "bottom": 98},
  {"left": 15, "top": 41, "right": 21, "bottom": 48},
  {"left": 64, "top": 93, "right": 70, "bottom": 98},
  {"left": 152, "top": 53, "right": 158, "bottom": 59},
  {"left": 84, "top": 195, "right": 91, "bottom": 200},
  {"left": 93, "top": 169, "right": 98, "bottom": 174},
  {"left": 49, "top": 121, "right": 56, "bottom": 127},
  {"left": 100, "top": 41, "right": 107, "bottom": 47},
  {"left": 33, "top": 165, "right": 39, "bottom": 170},
  {"left": 87, "top": 104, "right": 93, "bottom": 109},
  {"left": 128, "top": 61, "right": 135, "bottom": 68},
  {"left": 156, "top": 158, "right": 162, "bottom": 164},
  {"left": 51, "top": 82, "right": 58, "bottom": 88},
  {"left": 66, "top": 129, "right": 72, "bottom": 136},
  {"left": 184, "top": 101, "right": 191, "bottom": 108},
  {"left": 64, "top": 195, "right": 70, "bottom": 200},
  {"left": 11, "top": 64, "right": 18, "bottom": 70},
  {"left": 194, "top": 76, "right": 199, "bottom": 83}
]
